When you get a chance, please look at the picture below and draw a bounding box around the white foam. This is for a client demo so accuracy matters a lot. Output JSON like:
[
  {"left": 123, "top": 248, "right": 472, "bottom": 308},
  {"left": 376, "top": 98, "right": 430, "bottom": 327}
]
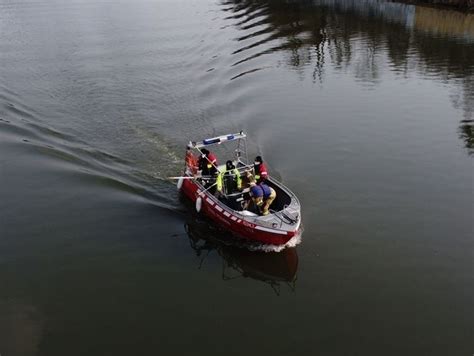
[{"left": 248, "top": 229, "right": 303, "bottom": 253}]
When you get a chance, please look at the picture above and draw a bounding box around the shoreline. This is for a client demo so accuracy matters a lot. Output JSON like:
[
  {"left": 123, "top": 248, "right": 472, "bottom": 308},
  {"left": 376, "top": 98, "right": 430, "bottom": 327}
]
[{"left": 393, "top": 0, "right": 474, "bottom": 12}]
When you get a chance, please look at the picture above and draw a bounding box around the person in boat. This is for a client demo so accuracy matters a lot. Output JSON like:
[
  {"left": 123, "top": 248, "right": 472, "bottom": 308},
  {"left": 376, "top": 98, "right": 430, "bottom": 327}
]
[
  {"left": 216, "top": 160, "right": 242, "bottom": 195},
  {"left": 198, "top": 148, "right": 218, "bottom": 177},
  {"left": 198, "top": 148, "right": 218, "bottom": 191},
  {"left": 245, "top": 176, "right": 276, "bottom": 216},
  {"left": 185, "top": 145, "right": 198, "bottom": 174},
  {"left": 260, "top": 182, "right": 277, "bottom": 216},
  {"left": 254, "top": 156, "right": 268, "bottom": 184}
]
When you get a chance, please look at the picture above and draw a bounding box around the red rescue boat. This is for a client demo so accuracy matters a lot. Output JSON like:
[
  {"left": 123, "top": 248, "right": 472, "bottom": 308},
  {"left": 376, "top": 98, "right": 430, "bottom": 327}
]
[{"left": 175, "top": 131, "right": 302, "bottom": 250}]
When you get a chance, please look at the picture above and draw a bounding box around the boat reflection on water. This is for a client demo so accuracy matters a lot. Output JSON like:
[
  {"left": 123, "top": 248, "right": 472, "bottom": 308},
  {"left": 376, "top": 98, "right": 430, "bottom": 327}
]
[{"left": 184, "top": 216, "right": 298, "bottom": 295}]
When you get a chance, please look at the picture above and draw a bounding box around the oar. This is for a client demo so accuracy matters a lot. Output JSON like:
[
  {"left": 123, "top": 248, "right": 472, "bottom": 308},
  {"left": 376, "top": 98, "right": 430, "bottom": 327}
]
[
  {"left": 195, "top": 147, "right": 222, "bottom": 173},
  {"left": 168, "top": 176, "right": 213, "bottom": 180},
  {"left": 171, "top": 175, "right": 217, "bottom": 191},
  {"left": 198, "top": 182, "right": 218, "bottom": 196},
  {"left": 169, "top": 167, "right": 247, "bottom": 180},
  {"left": 195, "top": 182, "right": 218, "bottom": 213}
]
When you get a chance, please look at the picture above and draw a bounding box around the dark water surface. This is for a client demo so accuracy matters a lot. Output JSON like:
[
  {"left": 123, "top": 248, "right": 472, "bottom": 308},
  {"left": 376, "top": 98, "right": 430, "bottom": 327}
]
[{"left": 0, "top": 0, "right": 473, "bottom": 355}]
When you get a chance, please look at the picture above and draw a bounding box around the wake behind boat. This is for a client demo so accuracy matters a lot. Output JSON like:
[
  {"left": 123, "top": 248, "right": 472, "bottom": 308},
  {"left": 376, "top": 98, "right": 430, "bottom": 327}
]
[{"left": 175, "top": 132, "right": 302, "bottom": 250}]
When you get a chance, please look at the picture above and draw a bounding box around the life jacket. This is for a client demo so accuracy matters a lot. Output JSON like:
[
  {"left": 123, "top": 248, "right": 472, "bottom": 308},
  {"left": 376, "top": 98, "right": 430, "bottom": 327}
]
[
  {"left": 199, "top": 153, "right": 218, "bottom": 175},
  {"left": 217, "top": 168, "right": 242, "bottom": 192},
  {"left": 207, "top": 153, "right": 217, "bottom": 168},
  {"left": 254, "top": 162, "right": 268, "bottom": 182},
  {"left": 185, "top": 151, "right": 198, "bottom": 173}
]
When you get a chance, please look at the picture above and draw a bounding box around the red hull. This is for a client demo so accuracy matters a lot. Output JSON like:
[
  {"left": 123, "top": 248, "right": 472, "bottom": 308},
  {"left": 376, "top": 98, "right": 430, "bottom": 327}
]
[{"left": 181, "top": 179, "right": 297, "bottom": 246}]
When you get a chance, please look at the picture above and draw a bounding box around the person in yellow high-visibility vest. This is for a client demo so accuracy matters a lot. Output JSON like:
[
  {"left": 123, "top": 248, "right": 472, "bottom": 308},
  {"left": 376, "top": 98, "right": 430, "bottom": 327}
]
[{"left": 217, "top": 160, "right": 242, "bottom": 195}]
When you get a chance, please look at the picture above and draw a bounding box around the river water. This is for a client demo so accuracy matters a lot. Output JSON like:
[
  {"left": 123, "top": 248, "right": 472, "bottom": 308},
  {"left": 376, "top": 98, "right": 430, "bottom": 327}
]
[{"left": 0, "top": 0, "right": 473, "bottom": 355}]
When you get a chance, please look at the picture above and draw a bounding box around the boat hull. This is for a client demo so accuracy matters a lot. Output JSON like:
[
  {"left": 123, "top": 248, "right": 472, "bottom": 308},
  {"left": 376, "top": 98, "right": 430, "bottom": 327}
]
[{"left": 181, "top": 178, "right": 299, "bottom": 246}]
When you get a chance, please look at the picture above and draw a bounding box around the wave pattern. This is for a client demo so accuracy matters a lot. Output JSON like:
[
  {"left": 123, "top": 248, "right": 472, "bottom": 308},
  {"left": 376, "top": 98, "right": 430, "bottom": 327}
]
[{"left": 0, "top": 93, "right": 181, "bottom": 213}]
